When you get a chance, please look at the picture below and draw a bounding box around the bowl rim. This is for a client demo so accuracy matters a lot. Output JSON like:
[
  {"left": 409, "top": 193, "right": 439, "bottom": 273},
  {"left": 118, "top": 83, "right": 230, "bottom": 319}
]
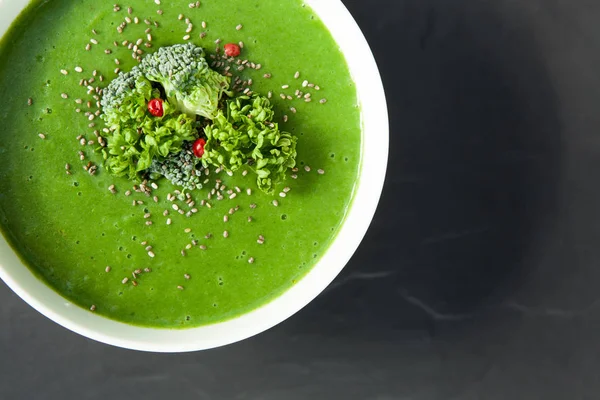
[{"left": 0, "top": 0, "right": 388, "bottom": 352}]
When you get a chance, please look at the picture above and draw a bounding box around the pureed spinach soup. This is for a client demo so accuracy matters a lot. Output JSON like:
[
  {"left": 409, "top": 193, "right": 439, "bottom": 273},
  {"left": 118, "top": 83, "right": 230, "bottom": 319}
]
[{"left": 0, "top": 0, "right": 361, "bottom": 328}]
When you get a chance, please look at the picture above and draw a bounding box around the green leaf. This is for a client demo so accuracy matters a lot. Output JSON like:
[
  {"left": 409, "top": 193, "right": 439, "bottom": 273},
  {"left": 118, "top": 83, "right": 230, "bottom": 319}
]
[{"left": 202, "top": 95, "right": 298, "bottom": 194}]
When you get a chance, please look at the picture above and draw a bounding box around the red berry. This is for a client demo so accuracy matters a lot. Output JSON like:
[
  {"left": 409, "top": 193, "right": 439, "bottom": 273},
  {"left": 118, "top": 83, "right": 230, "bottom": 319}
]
[
  {"left": 193, "top": 138, "right": 206, "bottom": 158},
  {"left": 224, "top": 43, "right": 241, "bottom": 57},
  {"left": 148, "top": 98, "right": 164, "bottom": 117}
]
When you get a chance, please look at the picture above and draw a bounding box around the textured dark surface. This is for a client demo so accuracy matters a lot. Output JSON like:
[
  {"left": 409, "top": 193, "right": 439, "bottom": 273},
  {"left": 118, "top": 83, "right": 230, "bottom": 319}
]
[{"left": 2, "top": 0, "right": 600, "bottom": 398}]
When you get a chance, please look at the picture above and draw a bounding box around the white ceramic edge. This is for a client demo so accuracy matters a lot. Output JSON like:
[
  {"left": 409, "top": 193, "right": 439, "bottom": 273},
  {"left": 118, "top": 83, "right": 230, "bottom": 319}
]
[{"left": 0, "top": 0, "right": 389, "bottom": 352}]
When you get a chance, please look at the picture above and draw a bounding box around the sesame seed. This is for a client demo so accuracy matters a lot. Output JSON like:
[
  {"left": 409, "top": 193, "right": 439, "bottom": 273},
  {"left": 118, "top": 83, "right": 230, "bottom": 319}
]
[
  {"left": 283, "top": 115, "right": 288, "bottom": 123},
  {"left": 105, "top": 266, "right": 111, "bottom": 273},
  {"left": 184, "top": 273, "right": 190, "bottom": 280},
  {"left": 179, "top": 14, "right": 184, "bottom": 20},
  {"left": 155, "top": 0, "right": 161, "bottom": 4},
  {"left": 236, "top": 24, "right": 243, "bottom": 30},
  {"left": 60, "top": 69, "right": 68, "bottom": 75},
  {"left": 61, "top": 93, "right": 68, "bottom": 99},
  {"left": 146, "top": 221, "right": 153, "bottom": 226},
  {"left": 183, "top": 34, "right": 190, "bottom": 40},
  {"left": 148, "top": 251, "right": 155, "bottom": 258},
  {"left": 290, "top": 107, "right": 297, "bottom": 114},
  {"left": 85, "top": 44, "right": 91, "bottom": 51},
  {"left": 302, "top": 80, "right": 308, "bottom": 87},
  {"left": 90, "top": 38, "right": 98, "bottom": 45},
  {"left": 166, "top": 218, "right": 172, "bottom": 225},
  {"left": 181, "top": 250, "right": 186, "bottom": 256},
  {"left": 294, "top": 71, "right": 300, "bottom": 79},
  {"left": 177, "top": 285, "right": 184, "bottom": 290},
  {"left": 248, "top": 257, "right": 255, "bottom": 264},
  {"left": 147, "top": 33, "right": 153, "bottom": 41},
  {"left": 122, "top": 277, "right": 129, "bottom": 284},
  {"left": 282, "top": 84, "right": 289, "bottom": 89},
  {"left": 143, "top": 213, "right": 151, "bottom": 219},
  {"left": 279, "top": 192, "right": 287, "bottom": 198},
  {"left": 125, "top": 16, "right": 132, "bottom": 23},
  {"left": 185, "top": 244, "right": 192, "bottom": 250},
  {"left": 200, "top": 32, "right": 207, "bottom": 39},
  {"left": 127, "top": 6, "right": 132, "bottom": 14},
  {"left": 172, "top": 204, "right": 179, "bottom": 211},
  {"left": 283, "top": 187, "right": 291, "bottom": 193},
  {"left": 223, "top": 230, "right": 229, "bottom": 238},
  {"left": 272, "top": 200, "right": 279, "bottom": 207},
  {"left": 320, "top": 98, "right": 327, "bottom": 104},
  {"left": 157, "top": 9, "right": 163, "bottom": 15},
  {"left": 315, "top": 85, "right": 321, "bottom": 90},
  {"left": 201, "top": 21, "right": 207, "bottom": 28},
  {"left": 223, "top": 215, "right": 229, "bottom": 222},
  {"left": 90, "top": 305, "right": 96, "bottom": 311},
  {"left": 38, "top": 133, "right": 46, "bottom": 140},
  {"left": 184, "top": 228, "right": 191, "bottom": 233},
  {"left": 318, "top": 169, "right": 325, "bottom": 174},
  {"left": 199, "top": 244, "right": 207, "bottom": 250},
  {"left": 249, "top": 203, "right": 257, "bottom": 209},
  {"left": 304, "top": 165, "right": 311, "bottom": 172}
]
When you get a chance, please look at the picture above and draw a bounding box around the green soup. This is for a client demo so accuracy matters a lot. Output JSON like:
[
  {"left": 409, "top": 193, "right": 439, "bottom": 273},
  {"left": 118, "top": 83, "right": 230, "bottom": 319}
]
[{"left": 0, "top": 0, "right": 361, "bottom": 328}]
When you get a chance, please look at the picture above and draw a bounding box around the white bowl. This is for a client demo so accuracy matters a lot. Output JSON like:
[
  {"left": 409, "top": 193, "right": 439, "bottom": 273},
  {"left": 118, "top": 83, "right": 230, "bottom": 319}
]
[{"left": 0, "top": 0, "right": 388, "bottom": 352}]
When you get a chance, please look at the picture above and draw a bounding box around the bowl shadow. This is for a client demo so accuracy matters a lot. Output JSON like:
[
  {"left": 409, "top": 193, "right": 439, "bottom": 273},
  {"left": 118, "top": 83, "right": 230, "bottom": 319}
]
[{"left": 277, "top": 0, "right": 562, "bottom": 339}]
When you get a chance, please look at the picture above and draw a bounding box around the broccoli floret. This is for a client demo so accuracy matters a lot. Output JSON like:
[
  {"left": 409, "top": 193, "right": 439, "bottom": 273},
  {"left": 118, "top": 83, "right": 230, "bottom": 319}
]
[
  {"left": 100, "top": 66, "right": 152, "bottom": 128},
  {"left": 141, "top": 43, "right": 231, "bottom": 120},
  {"left": 148, "top": 141, "right": 204, "bottom": 191}
]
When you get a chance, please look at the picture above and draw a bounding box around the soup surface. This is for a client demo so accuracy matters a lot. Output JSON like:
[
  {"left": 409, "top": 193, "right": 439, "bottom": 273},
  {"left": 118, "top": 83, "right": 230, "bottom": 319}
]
[{"left": 0, "top": 0, "right": 361, "bottom": 327}]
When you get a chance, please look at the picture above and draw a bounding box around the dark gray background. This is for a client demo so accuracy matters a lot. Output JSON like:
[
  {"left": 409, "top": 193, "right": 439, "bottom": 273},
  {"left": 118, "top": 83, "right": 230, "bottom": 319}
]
[{"left": 2, "top": 0, "right": 600, "bottom": 398}]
